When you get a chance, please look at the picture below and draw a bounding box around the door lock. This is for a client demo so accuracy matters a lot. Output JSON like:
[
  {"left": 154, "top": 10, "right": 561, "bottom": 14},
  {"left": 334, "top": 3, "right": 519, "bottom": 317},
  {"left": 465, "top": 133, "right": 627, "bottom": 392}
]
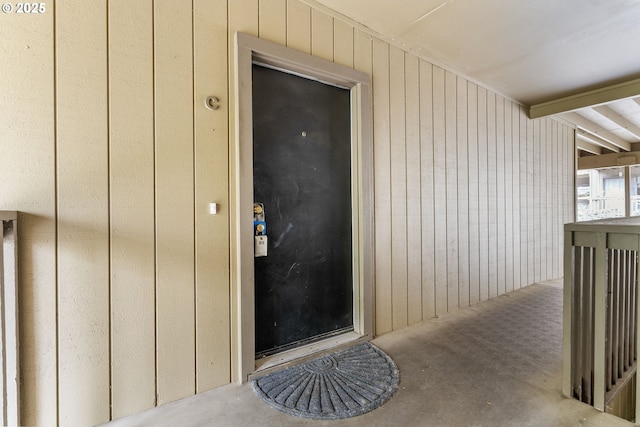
[{"left": 254, "top": 203, "right": 267, "bottom": 257}]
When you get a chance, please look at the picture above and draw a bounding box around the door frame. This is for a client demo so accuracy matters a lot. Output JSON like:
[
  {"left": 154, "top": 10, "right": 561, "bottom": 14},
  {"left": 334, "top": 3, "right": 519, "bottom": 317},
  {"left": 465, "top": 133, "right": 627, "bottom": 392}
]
[{"left": 232, "top": 32, "right": 374, "bottom": 383}]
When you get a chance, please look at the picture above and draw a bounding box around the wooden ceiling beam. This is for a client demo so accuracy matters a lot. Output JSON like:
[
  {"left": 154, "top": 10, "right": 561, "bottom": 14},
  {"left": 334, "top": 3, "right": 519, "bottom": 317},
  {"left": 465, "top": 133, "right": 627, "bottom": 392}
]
[
  {"left": 576, "top": 129, "right": 620, "bottom": 153},
  {"left": 528, "top": 77, "right": 640, "bottom": 118},
  {"left": 578, "top": 150, "right": 640, "bottom": 170},
  {"left": 576, "top": 139, "right": 601, "bottom": 155},
  {"left": 562, "top": 112, "right": 631, "bottom": 151},
  {"left": 592, "top": 105, "right": 640, "bottom": 141}
]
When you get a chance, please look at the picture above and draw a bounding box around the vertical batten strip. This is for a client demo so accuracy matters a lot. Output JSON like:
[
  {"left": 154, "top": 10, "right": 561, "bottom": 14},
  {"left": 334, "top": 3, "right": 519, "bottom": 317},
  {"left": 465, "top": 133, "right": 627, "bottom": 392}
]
[
  {"left": 192, "top": 0, "right": 197, "bottom": 392},
  {"left": 540, "top": 119, "right": 546, "bottom": 280},
  {"left": 532, "top": 119, "right": 539, "bottom": 282},
  {"left": 540, "top": 120, "right": 547, "bottom": 280},
  {"left": 106, "top": 1, "right": 112, "bottom": 420},
  {"left": 546, "top": 119, "right": 553, "bottom": 279}
]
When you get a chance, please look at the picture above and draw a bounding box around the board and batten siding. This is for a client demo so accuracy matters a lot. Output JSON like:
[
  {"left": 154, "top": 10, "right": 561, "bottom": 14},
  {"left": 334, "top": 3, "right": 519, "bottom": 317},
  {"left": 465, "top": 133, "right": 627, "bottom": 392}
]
[{"left": 0, "top": 0, "right": 574, "bottom": 425}]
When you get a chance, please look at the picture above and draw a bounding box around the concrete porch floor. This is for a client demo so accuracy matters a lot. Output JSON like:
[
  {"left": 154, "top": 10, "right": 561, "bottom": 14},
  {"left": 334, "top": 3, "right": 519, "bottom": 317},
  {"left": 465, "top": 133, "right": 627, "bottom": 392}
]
[{"left": 104, "top": 280, "right": 632, "bottom": 427}]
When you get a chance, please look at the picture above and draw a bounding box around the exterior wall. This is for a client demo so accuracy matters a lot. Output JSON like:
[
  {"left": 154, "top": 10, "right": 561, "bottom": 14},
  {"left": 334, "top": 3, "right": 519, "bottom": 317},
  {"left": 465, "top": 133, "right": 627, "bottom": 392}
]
[{"left": 0, "top": 0, "right": 574, "bottom": 425}]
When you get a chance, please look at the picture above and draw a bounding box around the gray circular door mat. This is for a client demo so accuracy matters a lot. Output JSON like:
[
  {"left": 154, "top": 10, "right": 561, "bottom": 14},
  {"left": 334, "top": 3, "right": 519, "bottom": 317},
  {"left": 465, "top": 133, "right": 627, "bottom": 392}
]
[{"left": 251, "top": 342, "right": 400, "bottom": 420}]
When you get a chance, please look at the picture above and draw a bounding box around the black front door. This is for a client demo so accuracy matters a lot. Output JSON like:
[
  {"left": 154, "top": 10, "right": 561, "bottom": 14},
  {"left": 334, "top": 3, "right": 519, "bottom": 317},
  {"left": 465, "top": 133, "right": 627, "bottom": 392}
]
[{"left": 252, "top": 64, "right": 353, "bottom": 358}]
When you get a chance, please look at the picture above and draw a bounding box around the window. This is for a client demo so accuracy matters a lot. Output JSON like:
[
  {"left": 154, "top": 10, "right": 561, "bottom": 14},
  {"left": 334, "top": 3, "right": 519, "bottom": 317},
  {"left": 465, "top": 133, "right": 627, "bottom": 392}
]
[
  {"left": 576, "top": 167, "right": 626, "bottom": 221},
  {"left": 629, "top": 165, "right": 640, "bottom": 217}
]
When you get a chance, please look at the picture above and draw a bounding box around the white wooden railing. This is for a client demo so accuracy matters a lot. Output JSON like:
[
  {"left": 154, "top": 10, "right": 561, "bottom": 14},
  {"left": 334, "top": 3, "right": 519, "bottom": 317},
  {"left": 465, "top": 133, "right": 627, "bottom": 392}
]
[
  {"left": 0, "top": 211, "right": 19, "bottom": 426},
  {"left": 564, "top": 217, "right": 640, "bottom": 422}
]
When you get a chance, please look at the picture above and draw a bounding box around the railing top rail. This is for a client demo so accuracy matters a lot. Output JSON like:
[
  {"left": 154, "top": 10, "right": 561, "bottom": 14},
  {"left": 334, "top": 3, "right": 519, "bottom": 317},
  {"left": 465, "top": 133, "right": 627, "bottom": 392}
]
[
  {"left": 0, "top": 211, "right": 17, "bottom": 221},
  {"left": 566, "top": 217, "right": 640, "bottom": 235}
]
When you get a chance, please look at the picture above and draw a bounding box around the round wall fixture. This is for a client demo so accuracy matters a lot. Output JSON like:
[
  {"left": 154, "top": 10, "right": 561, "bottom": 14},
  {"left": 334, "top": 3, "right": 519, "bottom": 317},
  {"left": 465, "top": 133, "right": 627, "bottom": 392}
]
[{"left": 205, "top": 96, "right": 220, "bottom": 110}]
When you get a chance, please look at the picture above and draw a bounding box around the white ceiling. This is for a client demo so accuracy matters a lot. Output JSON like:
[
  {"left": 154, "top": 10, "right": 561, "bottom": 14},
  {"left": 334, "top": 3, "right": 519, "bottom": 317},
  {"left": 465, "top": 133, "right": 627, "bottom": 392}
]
[{"left": 313, "top": 0, "right": 640, "bottom": 155}]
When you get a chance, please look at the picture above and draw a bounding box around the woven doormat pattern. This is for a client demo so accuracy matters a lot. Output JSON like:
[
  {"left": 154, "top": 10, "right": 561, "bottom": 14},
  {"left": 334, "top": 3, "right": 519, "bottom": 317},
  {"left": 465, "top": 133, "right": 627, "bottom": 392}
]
[{"left": 251, "top": 342, "right": 399, "bottom": 420}]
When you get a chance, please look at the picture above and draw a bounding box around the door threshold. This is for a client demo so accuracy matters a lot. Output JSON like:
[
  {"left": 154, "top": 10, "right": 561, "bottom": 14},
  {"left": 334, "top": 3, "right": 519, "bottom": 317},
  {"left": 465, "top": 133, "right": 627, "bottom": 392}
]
[{"left": 251, "top": 331, "right": 368, "bottom": 378}]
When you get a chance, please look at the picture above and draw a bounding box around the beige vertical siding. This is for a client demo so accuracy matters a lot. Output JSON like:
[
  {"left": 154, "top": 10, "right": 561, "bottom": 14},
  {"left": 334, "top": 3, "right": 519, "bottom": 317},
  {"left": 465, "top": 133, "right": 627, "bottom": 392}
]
[
  {"left": 405, "top": 54, "right": 422, "bottom": 325},
  {"left": 287, "top": 0, "right": 311, "bottom": 53},
  {"left": 193, "top": 0, "right": 230, "bottom": 395},
  {"left": 333, "top": 20, "right": 354, "bottom": 68},
  {"left": 420, "top": 62, "right": 437, "bottom": 318},
  {"left": 312, "top": 8, "right": 333, "bottom": 61},
  {"left": 0, "top": 0, "right": 574, "bottom": 425},
  {"left": 477, "top": 87, "right": 490, "bottom": 301},
  {"left": 154, "top": 0, "right": 196, "bottom": 405},
  {"left": 56, "top": 1, "right": 110, "bottom": 425},
  {"left": 432, "top": 66, "right": 448, "bottom": 314},
  {"left": 467, "top": 83, "right": 480, "bottom": 304},
  {"left": 259, "top": 0, "right": 286, "bottom": 45},
  {"left": 0, "top": 4, "right": 57, "bottom": 427},
  {"left": 445, "top": 71, "right": 458, "bottom": 312},
  {"left": 390, "top": 46, "right": 408, "bottom": 329},
  {"left": 372, "top": 39, "right": 393, "bottom": 335},
  {"left": 457, "top": 77, "right": 470, "bottom": 307},
  {"left": 108, "top": 0, "right": 156, "bottom": 418}
]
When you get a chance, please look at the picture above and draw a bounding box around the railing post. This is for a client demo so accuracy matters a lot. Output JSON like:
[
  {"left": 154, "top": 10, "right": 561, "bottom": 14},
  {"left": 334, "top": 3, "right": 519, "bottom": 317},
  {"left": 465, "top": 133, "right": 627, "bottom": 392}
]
[
  {"left": 636, "top": 240, "right": 640, "bottom": 425},
  {"left": 563, "top": 229, "right": 574, "bottom": 398},
  {"left": 593, "top": 232, "right": 608, "bottom": 411},
  {"left": 0, "top": 212, "right": 19, "bottom": 426}
]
